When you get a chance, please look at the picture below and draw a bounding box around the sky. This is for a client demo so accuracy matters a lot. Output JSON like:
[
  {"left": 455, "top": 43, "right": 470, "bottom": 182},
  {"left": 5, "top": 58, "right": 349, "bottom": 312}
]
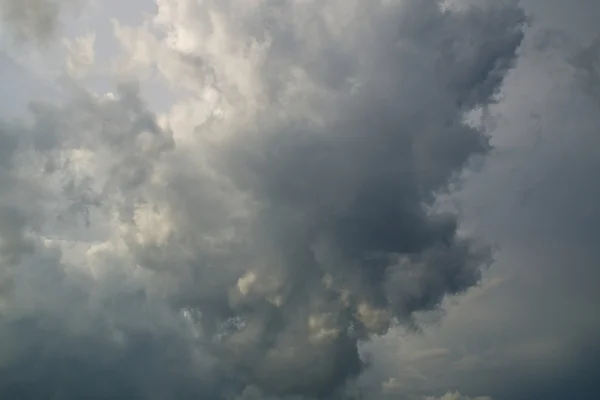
[{"left": 0, "top": 1, "right": 598, "bottom": 399}]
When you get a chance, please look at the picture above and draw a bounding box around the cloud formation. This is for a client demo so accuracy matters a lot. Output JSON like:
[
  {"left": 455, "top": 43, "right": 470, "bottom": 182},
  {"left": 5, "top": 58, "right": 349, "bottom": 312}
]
[{"left": 0, "top": 0, "right": 527, "bottom": 398}]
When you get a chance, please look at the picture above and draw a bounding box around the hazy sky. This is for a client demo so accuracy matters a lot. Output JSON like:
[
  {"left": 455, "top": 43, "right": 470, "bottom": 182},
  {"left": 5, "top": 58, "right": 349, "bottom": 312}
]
[{"left": 0, "top": 1, "right": 598, "bottom": 399}]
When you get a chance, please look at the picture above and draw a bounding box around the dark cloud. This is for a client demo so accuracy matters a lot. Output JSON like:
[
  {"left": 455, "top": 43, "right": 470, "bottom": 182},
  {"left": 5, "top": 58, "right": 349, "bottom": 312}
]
[
  {"left": 0, "top": 1, "right": 527, "bottom": 399},
  {"left": 130, "top": 2, "right": 523, "bottom": 397},
  {"left": 362, "top": 10, "right": 600, "bottom": 400}
]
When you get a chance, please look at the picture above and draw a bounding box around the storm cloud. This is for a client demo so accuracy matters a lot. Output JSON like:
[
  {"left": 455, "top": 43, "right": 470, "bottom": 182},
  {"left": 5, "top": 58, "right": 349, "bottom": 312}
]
[
  {"left": 360, "top": 2, "right": 600, "bottom": 399},
  {"left": 0, "top": 0, "right": 532, "bottom": 399}
]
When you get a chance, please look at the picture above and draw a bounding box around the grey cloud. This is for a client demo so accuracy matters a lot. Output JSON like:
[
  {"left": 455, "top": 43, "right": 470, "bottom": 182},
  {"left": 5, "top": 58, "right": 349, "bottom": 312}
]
[
  {"left": 0, "top": 0, "right": 83, "bottom": 44},
  {"left": 121, "top": 1, "right": 524, "bottom": 397},
  {"left": 0, "top": 1, "right": 526, "bottom": 399},
  {"left": 0, "top": 82, "right": 204, "bottom": 396},
  {"left": 520, "top": 0, "right": 600, "bottom": 44},
  {"left": 362, "top": 10, "right": 600, "bottom": 400}
]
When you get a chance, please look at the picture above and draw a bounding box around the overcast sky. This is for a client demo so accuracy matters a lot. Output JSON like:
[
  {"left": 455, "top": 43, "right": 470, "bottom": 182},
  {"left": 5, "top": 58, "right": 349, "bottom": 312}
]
[{"left": 0, "top": 1, "right": 598, "bottom": 399}]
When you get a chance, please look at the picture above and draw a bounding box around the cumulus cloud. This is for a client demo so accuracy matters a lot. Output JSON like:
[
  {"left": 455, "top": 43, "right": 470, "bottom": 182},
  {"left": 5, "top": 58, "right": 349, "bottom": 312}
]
[{"left": 0, "top": 0, "right": 526, "bottom": 398}]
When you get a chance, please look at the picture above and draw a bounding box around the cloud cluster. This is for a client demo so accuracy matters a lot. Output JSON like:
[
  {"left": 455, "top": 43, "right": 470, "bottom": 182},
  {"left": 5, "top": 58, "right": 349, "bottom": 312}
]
[{"left": 0, "top": 0, "right": 526, "bottom": 398}]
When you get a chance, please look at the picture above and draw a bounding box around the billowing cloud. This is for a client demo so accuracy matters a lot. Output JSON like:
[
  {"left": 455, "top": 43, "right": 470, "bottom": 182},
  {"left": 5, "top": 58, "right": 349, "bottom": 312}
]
[{"left": 0, "top": 0, "right": 526, "bottom": 398}]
